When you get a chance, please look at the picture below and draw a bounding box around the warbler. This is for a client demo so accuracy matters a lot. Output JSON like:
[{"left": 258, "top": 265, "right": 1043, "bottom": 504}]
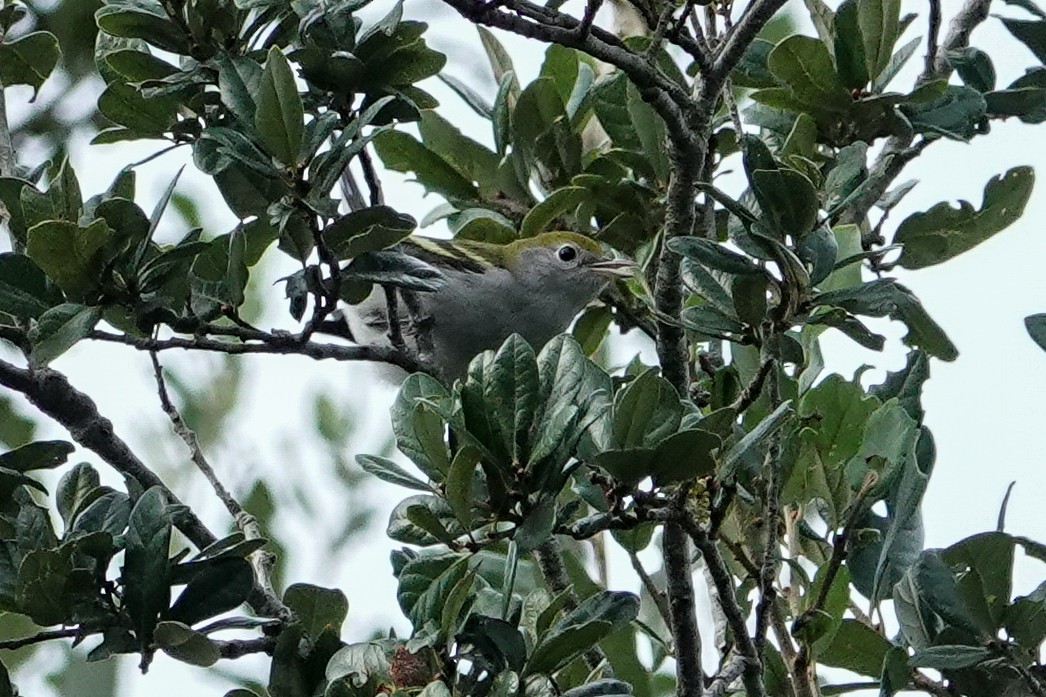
[{"left": 345, "top": 232, "right": 634, "bottom": 380}]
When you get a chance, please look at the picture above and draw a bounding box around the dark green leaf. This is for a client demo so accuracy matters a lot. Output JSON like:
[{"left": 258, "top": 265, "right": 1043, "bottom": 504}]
[
  {"left": 356, "top": 454, "right": 429, "bottom": 491},
  {"left": 901, "top": 85, "right": 987, "bottom": 140},
  {"left": 0, "top": 440, "right": 73, "bottom": 473},
  {"left": 766, "top": 36, "right": 852, "bottom": 112},
  {"left": 167, "top": 558, "right": 253, "bottom": 627},
  {"left": 154, "top": 621, "right": 220, "bottom": 667},
  {"left": 26, "top": 219, "right": 113, "bottom": 300},
  {"left": 95, "top": 3, "right": 191, "bottom": 54},
  {"left": 521, "top": 187, "right": 588, "bottom": 238},
  {"left": 27, "top": 304, "right": 102, "bottom": 367},
  {"left": 948, "top": 47, "right": 996, "bottom": 92},
  {"left": 324, "top": 206, "right": 416, "bottom": 260},
  {"left": 819, "top": 619, "right": 892, "bottom": 677},
  {"left": 1025, "top": 313, "right": 1046, "bottom": 352},
  {"left": 751, "top": 168, "right": 819, "bottom": 238},
  {"left": 486, "top": 334, "right": 540, "bottom": 464},
  {"left": 56, "top": 463, "right": 101, "bottom": 528},
  {"left": 895, "top": 167, "right": 1034, "bottom": 269},
  {"left": 611, "top": 369, "right": 682, "bottom": 450},
  {"left": 373, "top": 130, "right": 479, "bottom": 200},
  {"left": 909, "top": 645, "right": 991, "bottom": 670},
  {"left": 1000, "top": 16, "right": 1046, "bottom": 64},
  {"left": 0, "top": 253, "right": 63, "bottom": 319},
  {"left": 812, "top": 280, "right": 957, "bottom": 360},
  {"left": 986, "top": 87, "right": 1046, "bottom": 123},
  {"left": 668, "top": 237, "right": 763, "bottom": 275},
  {"left": 124, "top": 487, "right": 172, "bottom": 657},
  {"left": 857, "top": 0, "right": 901, "bottom": 81},
  {"left": 0, "top": 31, "right": 60, "bottom": 97},
  {"left": 284, "top": 583, "right": 349, "bottom": 639},
  {"left": 255, "top": 47, "right": 304, "bottom": 166}
]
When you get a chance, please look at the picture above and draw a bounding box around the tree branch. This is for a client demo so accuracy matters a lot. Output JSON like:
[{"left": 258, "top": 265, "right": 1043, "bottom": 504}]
[
  {"left": 0, "top": 358, "right": 287, "bottom": 621},
  {"left": 149, "top": 352, "right": 293, "bottom": 622},
  {"left": 0, "top": 627, "right": 82, "bottom": 651},
  {"left": 712, "top": 0, "right": 790, "bottom": 81},
  {"left": 90, "top": 329, "right": 426, "bottom": 373},
  {"left": 533, "top": 538, "right": 610, "bottom": 672},
  {"left": 663, "top": 521, "right": 703, "bottom": 697}
]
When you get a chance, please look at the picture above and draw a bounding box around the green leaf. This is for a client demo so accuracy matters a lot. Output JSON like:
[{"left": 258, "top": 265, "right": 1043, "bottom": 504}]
[
  {"left": 373, "top": 130, "right": 479, "bottom": 200},
  {"left": 528, "top": 591, "right": 639, "bottom": 675},
  {"left": 718, "top": 400, "right": 793, "bottom": 482},
  {"left": 167, "top": 558, "right": 254, "bottom": 627},
  {"left": 812, "top": 279, "right": 958, "bottom": 360},
  {"left": 1025, "top": 313, "right": 1046, "bottom": 352},
  {"left": 948, "top": 47, "right": 996, "bottom": 92},
  {"left": 986, "top": 86, "right": 1046, "bottom": 123},
  {"left": 611, "top": 369, "right": 682, "bottom": 450},
  {"left": 513, "top": 78, "right": 582, "bottom": 187},
  {"left": 26, "top": 219, "right": 113, "bottom": 300},
  {"left": 154, "top": 621, "right": 220, "bottom": 667},
  {"left": 255, "top": 47, "right": 304, "bottom": 166},
  {"left": 0, "top": 31, "right": 61, "bottom": 97},
  {"left": 901, "top": 85, "right": 987, "bottom": 140},
  {"left": 819, "top": 619, "right": 892, "bottom": 677},
  {"left": 284, "top": 583, "right": 349, "bottom": 639},
  {"left": 0, "top": 253, "right": 64, "bottom": 319},
  {"left": 124, "top": 487, "right": 172, "bottom": 659},
  {"left": 856, "top": 0, "right": 901, "bottom": 81},
  {"left": 521, "top": 187, "right": 588, "bottom": 238},
  {"left": 56, "top": 463, "right": 101, "bottom": 528},
  {"left": 668, "top": 237, "right": 764, "bottom": 275},
  {"left": 844, "top": 399, "right": 918, "bottom": 493},
  {"left": 941, "top": 531, "right": 1015, "bottom": 632},
  {"left": 895, "top": 167, "right": 1034, "bottom": 268},
  {"left": 418, "top": 111, "right": 498, "bottom": 193},
  {"left": 486, "top": 334, "right": 540, "bottom": 465},
  {"left": 445, "top": 447, "right": 481, "bottom": 529},
  {"left": 356, "top": 454, "right": 429, "bottom": 491},
  {"left": 397, "top": 552, "right": 469, "bottom": 627},
  {"left": 95, "top": 3, "right": 191, "bottom": 54},
  {"left": 766, "top": 35, "right": 852, "bottom": 112},
  {"left": 97, "top": 80, "right": 178, "bottom": 134},
  {"left": 751, "top": 168, "right": 819, "bottom": 237},
  {"left": 17, "top": 548, "right": 73, "bottom": 625},
  {"left": 0, "top": 440, "right": 73, "bottom": 473},
  {"left": 392, "top": 374, "right": 452, "bottom": 480},
  {"left": 477, "top": 27, "right": 520, "bottom": 100},
  {"left": 833, "top": 1, "right": 868, "bottom": 89},
  {"left": 1000, "top": 16, "right": 1046, "bottom": 64},
  {"left": 325, "top": 206, "right": 416, "bottom": 260},
  {"left": 27, "top": 304, "right": 102, "bottom": 367},
  {"left": 909, "top": 645, "right": 991, "bottom": 670}
]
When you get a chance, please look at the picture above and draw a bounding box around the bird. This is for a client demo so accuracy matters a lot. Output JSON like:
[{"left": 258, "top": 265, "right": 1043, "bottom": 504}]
[{"left": 344, "top": 231, "right": 634, "bottom": 381}]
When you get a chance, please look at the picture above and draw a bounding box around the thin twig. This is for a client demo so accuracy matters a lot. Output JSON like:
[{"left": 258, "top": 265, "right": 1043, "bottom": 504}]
[
  {"left": 575, "top": 0, "right": 602, "bottom": 38},
  {"left": 925, "top": 0, "right": 942, "bottom": 76},
  {"left": 0, "top": 627, "right": 83, "bottom": 651},
  {"left": 148, "top": 352, "right": 293, "bottom": 622},
  {"left": 149, "top": 352, "right": 241, "bottom": 518},
  {"left": 90, "top": 330, "right": 427, "bottom": 374},
  {"left": 629, "top": 550, "right": 672, "bottom": 630},
  {"left": 663, "top": 520, "right": 703, "bottom": 696},
  {"left": 383, "top": 287, "right": 407, "bottom": 353},
  {"left": 534, "top": 539, "right": 610, "bottom": 673},
  {"left": 706, "top": 654, "right": 748, "bottom": 697},
  {"left": 753, "top": 360, "right": 781, "bottom": 660},
  {"left": 214, "top": 635, "right": 279, "bottom": 659},
  {"left": 729, "top": 358, "right": 774, "bottom": 413},
  {"left": 689, "top": 528, "right": 766, "bottom": 697},
  {"left": 358, "top": 146, "right": 384, "bottom": 206}
]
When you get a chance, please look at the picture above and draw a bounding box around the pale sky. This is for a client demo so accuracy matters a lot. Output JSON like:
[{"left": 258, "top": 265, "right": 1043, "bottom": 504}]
[{"left": 3, "top": 0, "right": 1046, "bottom": 694}]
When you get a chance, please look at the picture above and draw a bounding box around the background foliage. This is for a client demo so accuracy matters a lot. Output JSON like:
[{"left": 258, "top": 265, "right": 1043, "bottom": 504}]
[{"left": 1, "top": 0, "right": 1046, "bottom": 696}]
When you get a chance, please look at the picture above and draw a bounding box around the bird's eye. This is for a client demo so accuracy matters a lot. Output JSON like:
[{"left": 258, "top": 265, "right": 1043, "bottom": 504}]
[{"left": 557, "top": 245, "right": 578, "bottom": 263}]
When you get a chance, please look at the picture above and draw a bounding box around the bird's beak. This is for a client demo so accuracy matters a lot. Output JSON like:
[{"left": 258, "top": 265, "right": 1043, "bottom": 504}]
[{"left": 587, "top": 257, "right": 637, "bottom": 278}]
